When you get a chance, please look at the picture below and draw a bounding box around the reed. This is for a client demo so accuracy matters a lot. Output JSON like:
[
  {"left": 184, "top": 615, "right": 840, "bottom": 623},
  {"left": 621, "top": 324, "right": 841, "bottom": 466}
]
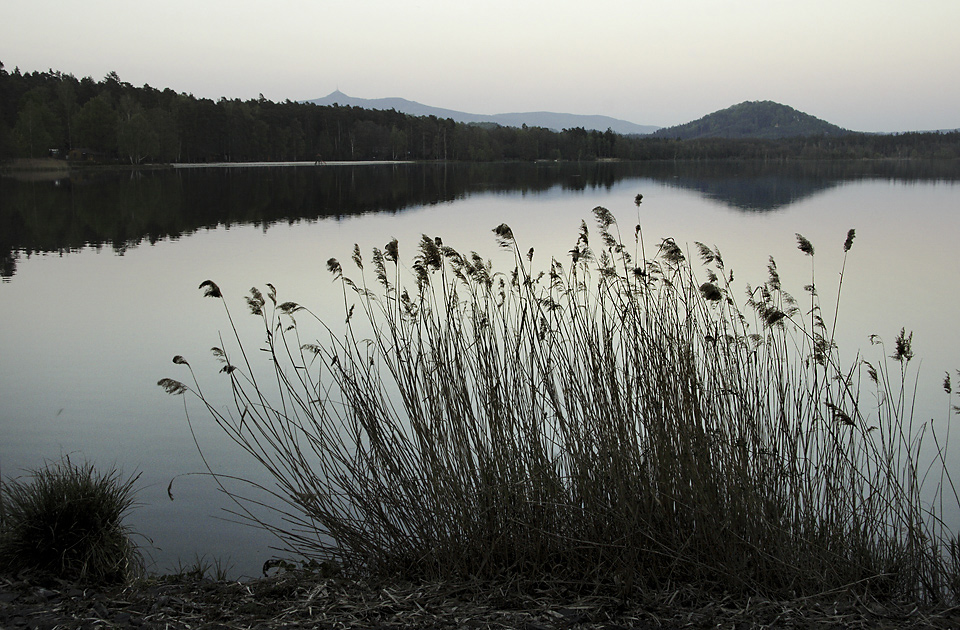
[
  {"left": 0, "top": 456, "right": 143, "bottom": 584},
  {"left": 161, "top": 201, "right": 960, "bottom": 602}
]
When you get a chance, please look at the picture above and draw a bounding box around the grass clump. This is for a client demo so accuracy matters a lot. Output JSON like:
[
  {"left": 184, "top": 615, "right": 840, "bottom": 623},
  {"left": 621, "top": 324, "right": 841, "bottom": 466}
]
[
  {"left": 168, "top": 553, "right": 234, "bottom": 582},
  {"left": 161, "top": 199, "right": 960, "bottom": 603},
  {"left": 0, "top": 456, "right": 143, "bottom": 584}
]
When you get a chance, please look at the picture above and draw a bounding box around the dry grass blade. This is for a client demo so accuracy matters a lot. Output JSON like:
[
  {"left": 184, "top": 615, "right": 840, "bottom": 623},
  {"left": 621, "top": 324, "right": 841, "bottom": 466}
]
[{"left": 4, "top": 571, "right": 960, "bottom": 629}]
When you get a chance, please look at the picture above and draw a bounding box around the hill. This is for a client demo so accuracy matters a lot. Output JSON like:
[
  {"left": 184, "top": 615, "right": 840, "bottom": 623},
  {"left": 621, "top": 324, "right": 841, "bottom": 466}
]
[
  {"left": 653, "top": 101, "right": 849, "bottom": 140},
  {"left": 5, "top": 65, "right": 957, "bottom": 164},
  {"left": 306, "top": 91, "right": 660, "bottom": 135}
]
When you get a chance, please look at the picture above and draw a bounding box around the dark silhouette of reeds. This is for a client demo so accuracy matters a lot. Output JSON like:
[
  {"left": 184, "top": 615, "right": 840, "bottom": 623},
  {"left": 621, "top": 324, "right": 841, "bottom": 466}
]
[
  {"left": 161, "top": 201, "right": 960, "bottom": 602},
  {"left": 0, "top": 457, "right": 143, "bottom": 584}
]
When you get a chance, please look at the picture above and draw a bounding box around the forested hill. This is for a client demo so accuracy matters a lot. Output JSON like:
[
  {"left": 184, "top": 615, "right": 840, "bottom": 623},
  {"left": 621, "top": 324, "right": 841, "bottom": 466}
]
[
  {"left": 654, "top": 101, "right": 849, "bottom": 140},
  {"left": 1, "top": 64, "right": 957, "bottom": 164}
]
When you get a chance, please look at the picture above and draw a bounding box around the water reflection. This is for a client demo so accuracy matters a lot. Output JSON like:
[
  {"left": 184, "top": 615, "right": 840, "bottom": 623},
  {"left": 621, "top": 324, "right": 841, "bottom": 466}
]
[
  {"left": 2, "top": 159, "right": 959, "bottom": 578},
  {"left": 4, "top": 160, "right": 959, "bottom": 280}
]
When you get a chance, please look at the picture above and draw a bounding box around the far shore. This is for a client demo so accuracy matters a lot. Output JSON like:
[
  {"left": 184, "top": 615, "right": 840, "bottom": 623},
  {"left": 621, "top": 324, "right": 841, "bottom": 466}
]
[
  {"left": 0, "top": 158, "right": 418, "bottom": 181},
  {"left": 1, "top": 158, "right": 415, "bottom": 171},
  {"left": 0, "top": 157, "right": 72, "bottom": 172},
  {"left": 171, "top": 160, "right": 415, "bottom": 168}
]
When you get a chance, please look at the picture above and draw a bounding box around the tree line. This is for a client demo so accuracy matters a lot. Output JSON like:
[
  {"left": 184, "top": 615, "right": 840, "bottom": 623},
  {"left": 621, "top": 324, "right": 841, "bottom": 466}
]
[{"left": 2, "top": 63, "right": 958, "bottom": 164}]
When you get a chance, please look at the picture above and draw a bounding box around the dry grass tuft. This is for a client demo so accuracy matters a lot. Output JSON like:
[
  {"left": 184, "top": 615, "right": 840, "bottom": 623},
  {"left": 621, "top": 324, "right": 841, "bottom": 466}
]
[{"left": 0, "top": 457, "right": 143, "bottom": 584}]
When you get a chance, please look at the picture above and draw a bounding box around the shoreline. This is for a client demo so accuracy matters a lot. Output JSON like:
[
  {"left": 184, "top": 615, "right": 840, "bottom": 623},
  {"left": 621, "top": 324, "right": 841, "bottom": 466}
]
[
  {"left": 171, "top": 159, "right": 416, "bottom": 168},
  {"left": 0, "top": 158, "right": 415, "bottom": 172},
  {"left": 3, "top": 570, "right": 957, "bottom": 629},
  {"left": 0, "top": 158, "right": 418, "bottom": 182}
]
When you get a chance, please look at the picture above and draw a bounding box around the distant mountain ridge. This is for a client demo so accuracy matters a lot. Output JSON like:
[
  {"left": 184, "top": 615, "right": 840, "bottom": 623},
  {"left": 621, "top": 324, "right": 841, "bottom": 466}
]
[
  {"left": 305, "top": 91, "right": 660, "bottom": 135},
  {"left": 653, "top": 101, "right": 850, "bottom": 140}
]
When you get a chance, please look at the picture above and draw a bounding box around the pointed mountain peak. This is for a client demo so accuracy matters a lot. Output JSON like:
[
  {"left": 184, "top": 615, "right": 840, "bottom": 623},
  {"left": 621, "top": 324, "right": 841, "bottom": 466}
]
[{"left": 304, "top": 92, "right": 658, "bottom": 134}]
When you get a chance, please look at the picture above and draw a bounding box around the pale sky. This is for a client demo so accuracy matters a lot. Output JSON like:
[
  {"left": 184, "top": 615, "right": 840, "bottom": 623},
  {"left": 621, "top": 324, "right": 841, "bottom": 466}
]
[{"left": 3, "top": 0, "right": 958, "bottom": 132}]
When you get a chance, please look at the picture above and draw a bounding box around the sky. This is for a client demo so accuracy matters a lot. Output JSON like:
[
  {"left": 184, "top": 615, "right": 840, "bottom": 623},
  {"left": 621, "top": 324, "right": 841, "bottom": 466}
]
[{"left": 3, "top": 0, "right": 958, "bottom": 133}]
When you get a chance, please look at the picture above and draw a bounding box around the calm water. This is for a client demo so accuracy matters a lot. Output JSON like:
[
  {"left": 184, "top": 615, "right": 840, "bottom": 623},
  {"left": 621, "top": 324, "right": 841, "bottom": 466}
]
[{"left": 2, "top": 160, "right": 959, "bottom": 577}]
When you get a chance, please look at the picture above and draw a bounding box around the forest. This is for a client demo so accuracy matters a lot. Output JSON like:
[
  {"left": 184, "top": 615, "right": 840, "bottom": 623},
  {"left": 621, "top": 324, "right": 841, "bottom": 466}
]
[{"left": 2, "top": 63, "right": 959, "bottom": 164}]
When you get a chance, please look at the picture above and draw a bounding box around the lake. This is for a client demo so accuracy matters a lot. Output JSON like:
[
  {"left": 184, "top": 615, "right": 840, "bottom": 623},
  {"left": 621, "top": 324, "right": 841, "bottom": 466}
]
[{"left": 2, "top": 159, "right": 959, "bottom": 578}]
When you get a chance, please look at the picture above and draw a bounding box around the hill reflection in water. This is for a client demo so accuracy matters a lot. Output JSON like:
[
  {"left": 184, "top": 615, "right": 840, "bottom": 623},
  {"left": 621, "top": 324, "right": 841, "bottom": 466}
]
[{"left": 3, "top": 159, "right": 958, "bottom": 280}]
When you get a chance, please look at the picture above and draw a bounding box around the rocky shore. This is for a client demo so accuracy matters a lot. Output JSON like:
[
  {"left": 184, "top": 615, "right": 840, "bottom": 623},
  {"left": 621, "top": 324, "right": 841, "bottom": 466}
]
[{"left": 3, "top": 571, "right": 958, "bottom": 630}]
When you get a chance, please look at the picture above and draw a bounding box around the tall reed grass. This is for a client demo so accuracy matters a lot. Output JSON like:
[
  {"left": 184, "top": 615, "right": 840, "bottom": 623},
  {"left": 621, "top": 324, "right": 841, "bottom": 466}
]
[{"left": 161, "top": 199, "right": 960, "bottom": 602}]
